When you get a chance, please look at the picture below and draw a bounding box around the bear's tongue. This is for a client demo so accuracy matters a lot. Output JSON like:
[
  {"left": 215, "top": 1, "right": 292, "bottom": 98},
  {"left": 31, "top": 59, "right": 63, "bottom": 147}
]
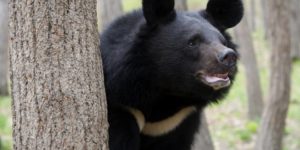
[
  {"left": 204, "top": 73, "right": 229, "bottom": 83},
  {"left": 199, "top": 72, "right": 231, "bottom": 90}
]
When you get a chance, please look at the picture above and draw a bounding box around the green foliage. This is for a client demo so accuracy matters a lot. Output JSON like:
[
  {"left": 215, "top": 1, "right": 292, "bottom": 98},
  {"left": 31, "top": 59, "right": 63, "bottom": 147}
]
[
  {"left": 188, "top": 0, "right": 206, "bottom": 9},
  {"left": 236, "top": 129, "right": 252, "bottom": 142},
  {"left": 122, "top": 0, "right": 207, "bottom": 13},
  {"left": 289, "top": 60, "right": 300, "bottom": 120},
  {"left": 0, "top": 115, "right": 7, "bottom": 131},
  {"left": 0, "top": 97, "right": 10, "bottom": 108},
  {"left": 0, "top": 96, "right": 12, "bottom": 150},
  {"left": 235, "top": 121, "right": 258, "bottom": 142},
  {"left": 0, "top": 96, "right": 12, "bottom": 135},
  {"left": 0, "top": 140, "right": 12, "bottom": 150},
  {"left": 122, "top": 0, "right": 141, "bottom": 12},
  {"left": 245, "top": 121, "right": 258, "bottom": 133}
]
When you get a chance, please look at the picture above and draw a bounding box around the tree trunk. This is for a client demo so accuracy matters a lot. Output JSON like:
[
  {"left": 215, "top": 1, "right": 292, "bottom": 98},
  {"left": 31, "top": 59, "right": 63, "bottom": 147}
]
[
  {"left": 99, "top": 0, "right": 123, "bottom": 29},
  {"left": 9, "top": 0, "right": 109, "bottom": 149},
  {"left": 175, "top": 0, "right": 188, "bottom": 11},
  {"left": 290, "top": 0, "right": 300, "bottom": 59},
  {"left": 250, "top": 0, "right": 256, "bottom": 31},
  {"left": 261, "top": 0, "right": 269, "bottom": 39},
  {"left": 192, "top": 112, "right": 214, "bottom": 150},
  {"left": 255, "top": 0, "right": 291, "bottom": 149},
  {"left": 234, "top": 17, "right": 263, "bottom": 120},
  {"left": 0, "top": 0, "right": 9, "bottom": 96}
]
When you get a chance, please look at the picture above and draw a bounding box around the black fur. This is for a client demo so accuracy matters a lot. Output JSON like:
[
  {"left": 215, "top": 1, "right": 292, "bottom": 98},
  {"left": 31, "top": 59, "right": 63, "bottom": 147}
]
[
  {"left": 100, "top": 0, "right": 243, "bottom": 150},
  {"left": 142, "top": 0, "right": 175, "bottom": 26},
  {"left": 206, "top": 0, "right": 244, "bottom": 30}
]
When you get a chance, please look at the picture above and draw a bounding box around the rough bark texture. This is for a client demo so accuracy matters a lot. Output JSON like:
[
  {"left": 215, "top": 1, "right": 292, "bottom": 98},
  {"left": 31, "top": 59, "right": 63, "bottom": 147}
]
[
  {"left": 192, "top": 112, "right": 214, "bottom": 150},
  {"left": 9, "top": 0, "right": 109, "bottom": 149},
  {"left": 234, "top": 17, "right": 263, "bottom": 120},
  {"left": 290, "top": 0, "right": 300, "bottom": 59},
  {"left": 99, "top": 0, "right": 123, "bottom": 29},
  {"left": 175, "top": 0, "right": 188, "bottom": 11},
  {"left": 255, "top": 0, "right": 291, "bottom": 149},
  {"left": 0, "top": 0, "right": 9, "bottom": 96}
]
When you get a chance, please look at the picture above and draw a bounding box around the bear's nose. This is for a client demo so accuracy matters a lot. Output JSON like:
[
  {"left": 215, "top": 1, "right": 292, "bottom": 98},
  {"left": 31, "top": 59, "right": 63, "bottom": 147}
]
[{"left": 217, "top": 48, "right": 237, "bottom": 67}]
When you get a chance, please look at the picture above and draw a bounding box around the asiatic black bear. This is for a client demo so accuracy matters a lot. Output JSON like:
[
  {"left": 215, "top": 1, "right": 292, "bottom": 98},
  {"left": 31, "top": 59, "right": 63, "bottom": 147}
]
[{"left": 100, "top": 0, "right": 244, "bottom": 150}]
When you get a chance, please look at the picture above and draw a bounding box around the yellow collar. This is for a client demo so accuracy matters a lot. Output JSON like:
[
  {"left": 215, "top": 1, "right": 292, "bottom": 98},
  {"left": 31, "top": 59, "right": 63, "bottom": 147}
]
[{"left": 126, "top": 106, "right": 197, "bottom": 137}]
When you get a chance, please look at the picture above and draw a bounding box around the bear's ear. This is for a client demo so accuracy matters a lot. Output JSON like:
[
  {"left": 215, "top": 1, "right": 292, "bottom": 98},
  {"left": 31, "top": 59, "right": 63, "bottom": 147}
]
[
  {"left": 142, "top": 0, "right": 176, "bottom": 27},
  {"left": 205, "top": 0, "right": 244, "bottom": 30}
]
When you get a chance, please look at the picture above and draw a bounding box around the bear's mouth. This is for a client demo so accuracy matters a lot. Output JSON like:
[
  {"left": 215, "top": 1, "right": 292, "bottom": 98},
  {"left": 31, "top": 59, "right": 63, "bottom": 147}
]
[{"left": 196, "top": 72, "right": 231, "bottom": 90}]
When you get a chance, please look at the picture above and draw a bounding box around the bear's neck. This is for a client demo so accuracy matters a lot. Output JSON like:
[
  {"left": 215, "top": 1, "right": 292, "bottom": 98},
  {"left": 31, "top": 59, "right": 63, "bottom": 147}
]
[{"left": 138, "top": 94, "right": 204, "bottom": 122}]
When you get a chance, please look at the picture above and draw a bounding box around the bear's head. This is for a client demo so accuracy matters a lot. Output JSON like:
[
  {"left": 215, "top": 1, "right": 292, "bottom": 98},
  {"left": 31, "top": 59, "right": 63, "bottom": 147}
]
[
  {"left": 138, "top": 0, "right": 243, "bottom": 101},
  {"left": 102, "top": 0, "right": 244, "bottom": 107}
]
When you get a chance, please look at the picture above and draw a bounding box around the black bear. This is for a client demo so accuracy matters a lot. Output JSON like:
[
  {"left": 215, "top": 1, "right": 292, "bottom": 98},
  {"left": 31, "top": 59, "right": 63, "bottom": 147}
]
[{"left": 100, "top": 0, "right": 243, "bottom": 150}]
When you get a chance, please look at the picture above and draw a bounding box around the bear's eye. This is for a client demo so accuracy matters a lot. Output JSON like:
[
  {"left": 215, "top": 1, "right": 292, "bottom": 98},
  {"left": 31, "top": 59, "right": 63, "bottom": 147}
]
[{"left": 188, "top": 35, "right": 202, "bottom": 47}]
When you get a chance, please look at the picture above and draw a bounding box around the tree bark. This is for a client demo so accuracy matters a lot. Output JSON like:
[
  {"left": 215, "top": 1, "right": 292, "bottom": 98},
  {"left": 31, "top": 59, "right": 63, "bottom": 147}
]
[
  {"left": 0, "top": 0, "right": 9, "bottom": 96},
  {"left": 192, "top": 112, "right": 214, "bottom": 150},
  {"left": 175, "top": 0, "right": 188, "bottom": 11},
  {"left": 290, "top": 0, "right": 300, "bottom": 59},
  {"left": 99, "top": 0, "right": 123, "bottom": 29},
  {"left": 255, "top": 0, "right": 291, "bottom": 149},
  {"left": 9, "top": 0, "right": 109, "bottom": 149},
  {"left": 234, "top": 17, "right": 263, "bottom": 120}
]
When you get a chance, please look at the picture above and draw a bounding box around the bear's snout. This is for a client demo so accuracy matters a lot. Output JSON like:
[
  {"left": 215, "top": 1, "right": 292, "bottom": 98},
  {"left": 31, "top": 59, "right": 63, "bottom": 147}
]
[{"left": 217, "top": 48, "right": 237, "bottom": 68}]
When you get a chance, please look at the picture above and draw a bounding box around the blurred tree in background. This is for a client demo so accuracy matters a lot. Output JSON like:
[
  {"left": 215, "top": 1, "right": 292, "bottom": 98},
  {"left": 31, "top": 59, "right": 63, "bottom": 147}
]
[
  {"left": 99, "top": 0, "right": 123, "bottom": 29},
  {"left": 193, "top": 113, "right": 215, "bottom": 150},
  {"left": 290, "top": 0, "right": 300, "bottom": 59},
  {"left": 249, "top": 0, "right": 256, "bottom": 31},
  {"left": 0, "top": 0, "right": 8, "bottom": 96},
  {"left": 234, "top": 16, "right": 264, "bottom": 120},
  {"left": 175, "top": 0, "right": 188, "bottom": 11},
  {"left": 255, "top": 0, "right": 292, "bottom": 149}
]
